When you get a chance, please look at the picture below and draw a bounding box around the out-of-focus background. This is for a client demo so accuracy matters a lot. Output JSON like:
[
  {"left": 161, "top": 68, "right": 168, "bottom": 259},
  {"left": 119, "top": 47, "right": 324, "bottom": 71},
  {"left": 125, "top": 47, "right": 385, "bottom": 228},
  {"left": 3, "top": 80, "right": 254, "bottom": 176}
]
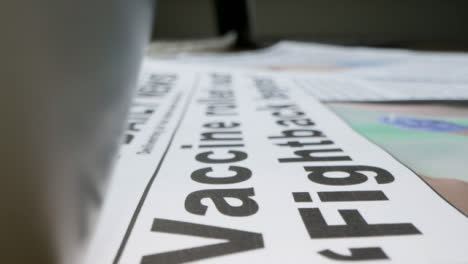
[{"left": 150, "top": 0, "right": 468, "bottom": 51}]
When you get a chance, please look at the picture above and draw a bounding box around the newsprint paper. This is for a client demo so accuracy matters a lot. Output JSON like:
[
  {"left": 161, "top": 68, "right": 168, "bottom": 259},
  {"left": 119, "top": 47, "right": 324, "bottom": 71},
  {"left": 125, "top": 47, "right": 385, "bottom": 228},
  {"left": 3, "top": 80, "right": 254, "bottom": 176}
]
[{"left": 85, "top": 61, "right": 468, "bottom": 264}]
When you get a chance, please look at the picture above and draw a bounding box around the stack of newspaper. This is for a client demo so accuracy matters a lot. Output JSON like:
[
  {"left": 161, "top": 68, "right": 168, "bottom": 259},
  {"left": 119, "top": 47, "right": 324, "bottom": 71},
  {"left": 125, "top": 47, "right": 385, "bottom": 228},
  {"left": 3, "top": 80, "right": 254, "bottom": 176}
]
[{"left": 85, "top": 42, "right": 468, "bottom": 263}]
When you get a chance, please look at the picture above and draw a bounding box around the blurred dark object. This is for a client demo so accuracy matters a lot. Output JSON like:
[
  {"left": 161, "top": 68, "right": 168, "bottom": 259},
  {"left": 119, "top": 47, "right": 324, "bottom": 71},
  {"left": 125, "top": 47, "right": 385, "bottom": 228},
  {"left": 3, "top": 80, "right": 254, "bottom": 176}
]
[
  {"left": 152, "top": 0, "right": 468, "bottom": 51},
  {"left": 0, "top": 1, "right": 154, "bottom": 263},
  {"left": 214, "top": 0, "right": 255, "bottom": 48}
]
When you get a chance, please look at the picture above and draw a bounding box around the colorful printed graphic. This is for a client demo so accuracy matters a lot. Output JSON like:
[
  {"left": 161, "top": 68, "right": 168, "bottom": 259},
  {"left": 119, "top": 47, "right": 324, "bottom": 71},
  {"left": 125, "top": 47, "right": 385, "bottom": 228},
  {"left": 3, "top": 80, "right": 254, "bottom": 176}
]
[
  {"left": 328, "top": 102, "right": 468, "bottom": 213},
  {"left": 380, "top": 116, "right": 468, "bottom": 133}
]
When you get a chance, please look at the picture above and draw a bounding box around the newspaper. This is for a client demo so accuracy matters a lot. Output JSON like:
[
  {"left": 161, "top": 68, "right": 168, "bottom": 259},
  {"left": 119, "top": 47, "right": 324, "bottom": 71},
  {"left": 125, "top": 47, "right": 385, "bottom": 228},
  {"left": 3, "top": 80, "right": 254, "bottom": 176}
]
[
  {"left": 292, "top": 76, "right": 468, "bottom": 101},
  {"left": 85, "top": 61, "right": 468, "bottom": 263},
  {"left": 327, "top": 102, "right": 468, "bottom": 213},
  {"left": 118, "top": 64, "right": 195, "bottom": 156},
  {"left": 157, "top": 41, "right": 468, "bottom": 101}
]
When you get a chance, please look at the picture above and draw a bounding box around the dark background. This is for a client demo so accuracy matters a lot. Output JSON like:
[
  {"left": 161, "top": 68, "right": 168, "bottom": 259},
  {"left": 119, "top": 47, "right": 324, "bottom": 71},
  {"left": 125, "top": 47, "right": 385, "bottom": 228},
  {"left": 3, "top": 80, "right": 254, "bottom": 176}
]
[{"left": 151, "top": 0, "right": 468, "bottom": 50}]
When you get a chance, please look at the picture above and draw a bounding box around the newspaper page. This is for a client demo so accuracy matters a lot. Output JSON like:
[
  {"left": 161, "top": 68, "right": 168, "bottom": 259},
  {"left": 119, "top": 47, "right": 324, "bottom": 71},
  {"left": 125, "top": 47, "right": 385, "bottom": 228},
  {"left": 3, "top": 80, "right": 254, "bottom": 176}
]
[
  {"left": 157, "top": 41, "right": 468, "bottom": 101},
  {"left": 86, "top": 62, "right": 468, "bottom": 263},
  {"left": 291, "top": 75, "right": 468, "bottom": 101},
  {"left": 118, "top": 62, "right": 191, "bottom": 155}
]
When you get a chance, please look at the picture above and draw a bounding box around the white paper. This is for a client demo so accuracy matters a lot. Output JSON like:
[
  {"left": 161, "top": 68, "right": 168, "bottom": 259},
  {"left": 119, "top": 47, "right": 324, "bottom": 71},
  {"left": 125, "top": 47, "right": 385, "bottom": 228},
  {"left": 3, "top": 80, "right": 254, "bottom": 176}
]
[
  {"left": 293, "top": 75, "right": 468, "bottom": 101},
  {"left": 158, "top": 41, "right": 468, "bottom": 101},
  {"left": 163, "top": 41, "right": 412, "bottom": 69},
  {"left": 86, "top": 61, "right": 468, "bottom": 264},
  {"left": 118, "top": 63, "right": 183, "bottom": 155}
]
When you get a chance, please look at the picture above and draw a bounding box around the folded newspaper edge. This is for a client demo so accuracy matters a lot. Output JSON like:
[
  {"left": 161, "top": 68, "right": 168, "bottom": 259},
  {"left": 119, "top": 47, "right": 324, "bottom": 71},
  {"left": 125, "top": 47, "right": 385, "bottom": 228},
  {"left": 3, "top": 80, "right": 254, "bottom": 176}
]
[{"left": 85, "top": 61, "right": 468, "bottom": 263}]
